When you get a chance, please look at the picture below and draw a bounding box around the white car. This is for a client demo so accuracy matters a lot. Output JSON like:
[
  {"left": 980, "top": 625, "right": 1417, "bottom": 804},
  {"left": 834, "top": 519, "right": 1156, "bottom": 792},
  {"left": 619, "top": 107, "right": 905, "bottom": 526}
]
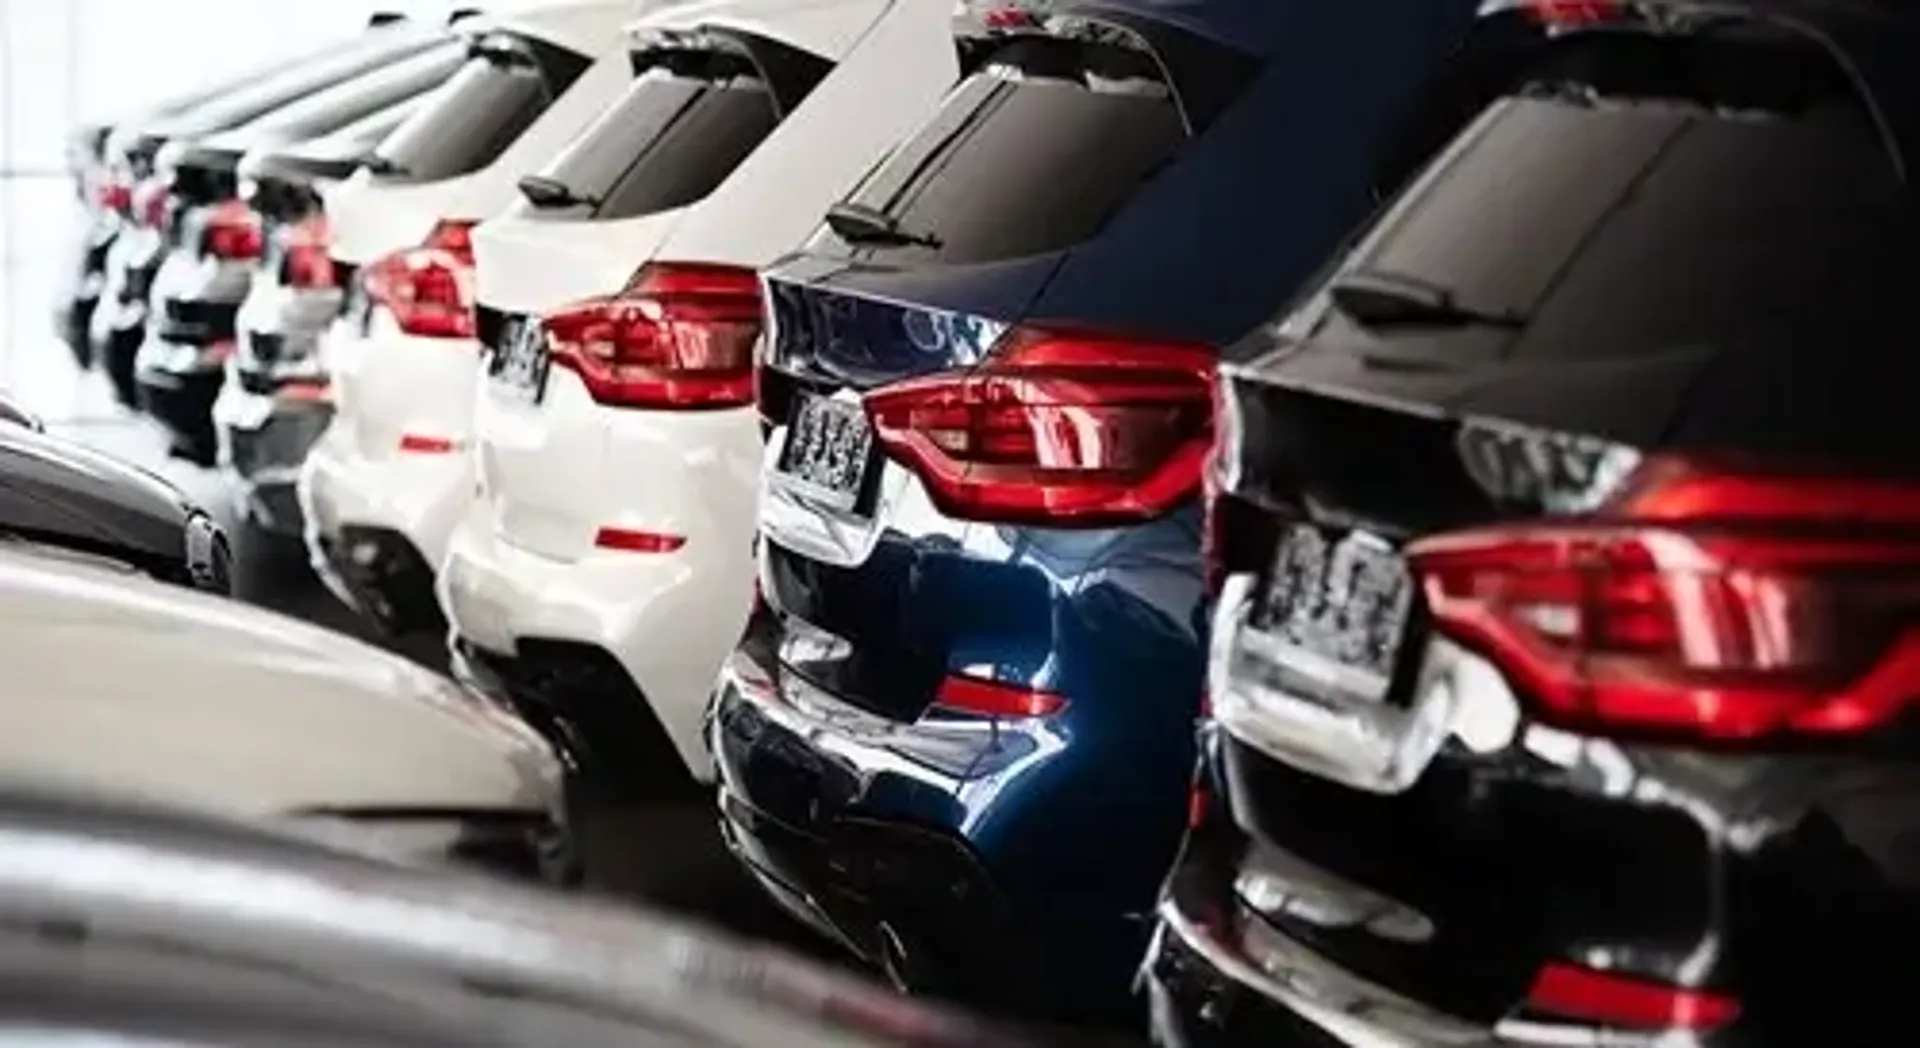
[
  {"left": 299, "top": 0, "right": 648, "bottom": 635},
  {"left": 0, "top": 543, "right": 573, "bottom": 882},
  {"left": 439, "top": 0, "right": 957, "bottom": 788}
]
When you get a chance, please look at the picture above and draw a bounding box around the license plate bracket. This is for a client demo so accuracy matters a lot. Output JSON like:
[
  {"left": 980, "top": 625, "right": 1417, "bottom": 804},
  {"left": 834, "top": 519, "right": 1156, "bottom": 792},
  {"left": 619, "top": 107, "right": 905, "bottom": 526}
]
[
  {"left": 772, "top": 393, "right": 874, "bottom": 513},
  {"left": 1239, "top": 525, "right": 1416, "bottom": 703}
]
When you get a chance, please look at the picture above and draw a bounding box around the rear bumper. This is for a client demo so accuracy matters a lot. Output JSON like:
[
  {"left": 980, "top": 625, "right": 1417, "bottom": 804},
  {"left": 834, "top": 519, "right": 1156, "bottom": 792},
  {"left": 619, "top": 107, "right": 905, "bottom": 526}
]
[
  {"left": 299, "top": 423, "right": 474, "bottom": 607},
  {"left": 214, "top": 385, "right": 332, "bottom": 537},
  {"left": 133, "top": 350, "right": 223, "bottom": 461},
  {"left": 439, "top": 505, "right": 747, "bottom": 783},
  {"left": 707, "top": 645, "right": 1148, "bottom": 1022}
]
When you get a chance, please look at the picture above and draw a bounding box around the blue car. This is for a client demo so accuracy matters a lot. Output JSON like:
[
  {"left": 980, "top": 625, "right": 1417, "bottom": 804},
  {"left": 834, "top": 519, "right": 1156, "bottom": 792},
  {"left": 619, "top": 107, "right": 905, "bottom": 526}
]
[{"left": 709, "top": 0, "right": 1488, "bottom": 1024}]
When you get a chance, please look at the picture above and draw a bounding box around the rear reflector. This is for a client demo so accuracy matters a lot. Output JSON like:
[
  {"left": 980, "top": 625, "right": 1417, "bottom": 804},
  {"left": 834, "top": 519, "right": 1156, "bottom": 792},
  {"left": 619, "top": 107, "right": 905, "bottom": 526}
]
[
  {"left": 273, "top": 380, "right": 331, "bottom": 405},
  {"left": 933, "top": 673, "right": 1067, "bottom": 718},
  {"left": 361, "top": 219, "right": 477, "bottom": 340},
  {"left": 1524, "top": 961, "right": 1738, "bottom": 1031},
  {"left": 592, "top": 527, "right": 686, "bottom": 554},
  {"left": 864, "top": 326, "right": 1214, "bottom": 527},
  {"left": 1409, "top": 453, "right": 1920, "bottom": 741},
  {"left": 1520, "top": 0, "right": 1621, "bottom": 26},
  {"left": 542, "top": 262, "right": 762, "bottom": 410},
  {"left": 397, "top": 433, "right": 458, "bottom": 454}
]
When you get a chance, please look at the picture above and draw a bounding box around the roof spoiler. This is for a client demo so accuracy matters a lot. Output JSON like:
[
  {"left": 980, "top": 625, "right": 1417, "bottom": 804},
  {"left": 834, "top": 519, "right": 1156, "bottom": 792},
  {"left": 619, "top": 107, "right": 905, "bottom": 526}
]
[
  {"left": 953, "top": 3, "right": 1257, "bottom": 137},
  {"left": 627, "top": 26, "right": 835, "bottom": 120}
]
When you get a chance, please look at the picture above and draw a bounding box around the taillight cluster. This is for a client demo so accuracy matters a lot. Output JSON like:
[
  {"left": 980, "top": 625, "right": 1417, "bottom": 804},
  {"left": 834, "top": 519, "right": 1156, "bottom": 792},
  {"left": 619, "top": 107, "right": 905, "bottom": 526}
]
[
  {"left": 541, "top": 262, "right": 762, "bottom": 410},
  {"left": 281, "top": 215, "right": 335, "bottom": 291},
  {"left": 361, "top": 220, "right": 478, "bottom": 340},
  {"left": 93, "top": 175, "right": 132, "bottom": 215},
  {"left": 200, "top": 199, "right": 263, "bottom": 261},
  {"left": 862, "top": 328, "right": 1215, "bottom": 527},
  {"left": 129, "top": 176, "right": 170, "bottom": 231},
  {"left": 1408, "top": 454, "right": 1920, "bottom": 742}
]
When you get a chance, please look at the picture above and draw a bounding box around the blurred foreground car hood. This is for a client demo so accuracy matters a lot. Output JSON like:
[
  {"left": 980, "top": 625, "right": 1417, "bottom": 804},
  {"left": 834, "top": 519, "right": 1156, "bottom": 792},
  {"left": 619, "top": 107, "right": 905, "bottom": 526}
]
[{"left": 0, "top": 548, "right": 560, "bottom": 815}]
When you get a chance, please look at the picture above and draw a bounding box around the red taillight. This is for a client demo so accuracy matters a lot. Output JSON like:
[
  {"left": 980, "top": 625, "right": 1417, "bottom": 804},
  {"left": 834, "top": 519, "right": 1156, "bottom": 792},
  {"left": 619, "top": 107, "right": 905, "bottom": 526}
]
[
  {"left": 283, "top": 215, "right": 335, "bottom": 290},
  {"left": 541, "top": 262, "right": 761, "bottom": 410},
  {"left": 1409, "top": 453, "right": 1920, "bottom": 742},
  {"left": 361, "top": 219, "right": 477, "bottom": 340},
  {"left": 95, "top": 176, "right": 132, "bottom": 214},
  {"left": 201, "top": 199, "right": 263, "bottom": 261},
  {"left": 933, "top": 673, "right": 1067, "bottom": 718},
  {"left": 1521, "top": 0, "right": 1621, "bottom": 26},
  {"left": 1523, "top": 961, "right": 1739, "bottom": 1032},
  {"left": 863, "top": 327, "right": 1214, "bottom": 528},
  {"left": 592, "top": 527, "right": 687, "bottom": 554},
  {"left": 130, "top": 177, "right": 170, "bottom": 230}
]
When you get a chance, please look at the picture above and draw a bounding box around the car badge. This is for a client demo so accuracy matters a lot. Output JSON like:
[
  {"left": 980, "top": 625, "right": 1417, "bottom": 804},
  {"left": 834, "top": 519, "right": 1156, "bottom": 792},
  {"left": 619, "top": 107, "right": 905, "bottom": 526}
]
[{"left": 1453, "top": 417, "right": 1640, "bottom": 513}]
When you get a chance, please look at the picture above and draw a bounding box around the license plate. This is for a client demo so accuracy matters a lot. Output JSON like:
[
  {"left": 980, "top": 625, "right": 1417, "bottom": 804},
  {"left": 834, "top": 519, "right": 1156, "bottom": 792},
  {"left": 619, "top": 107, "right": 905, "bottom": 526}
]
[
  {"left": 490, "top": 316, "right": 549, "bottom": 404},
  {"left": 773, "top": 394, "right": 873, "bottom": 512},
  {"left": 1239, "top": 525, "right": 1415, "bottom": 702}
]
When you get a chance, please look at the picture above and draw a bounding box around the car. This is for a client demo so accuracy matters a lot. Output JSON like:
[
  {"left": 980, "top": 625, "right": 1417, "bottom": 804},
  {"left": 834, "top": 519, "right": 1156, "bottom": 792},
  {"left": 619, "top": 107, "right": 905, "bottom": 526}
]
[
  {"left": 210, "top": 99, "right": 428, "bottom": 581},
  {"left": 89, "top": 19, "right": 454, "bottom": 412},
  {"left": 54, "top": 34, "right": 380, "bottom": 371},
  {"left": 706, "top": 0, "right": 1488, "bottom": 1025},
  {"left": 438, "top": 0, "right": 959, "bottom": 795},
  {"left": 1146, "top": 1, "right": 1920, "bottom": 1046},
  {"left": 0, "top": 422, "right": 231, "bottom": 594},
  {"left": 0, "top": 544, "right": 571, "bottom": 884},
  {"left": 300, "top": 0, "right": 657, "bottom": 637},
  {"left": 136, "top": 40, "right": 466, "bottom": 468},
  {"left": 0, "top": 783, "right": 1064, "bottom": 1048}
]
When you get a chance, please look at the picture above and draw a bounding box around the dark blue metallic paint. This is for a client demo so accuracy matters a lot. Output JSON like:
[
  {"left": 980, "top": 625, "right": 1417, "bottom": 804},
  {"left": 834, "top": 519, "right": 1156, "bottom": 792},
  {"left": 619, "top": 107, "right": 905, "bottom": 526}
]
[{"left": 717, "top": 0, "right": 1488, "bottom": 1023}]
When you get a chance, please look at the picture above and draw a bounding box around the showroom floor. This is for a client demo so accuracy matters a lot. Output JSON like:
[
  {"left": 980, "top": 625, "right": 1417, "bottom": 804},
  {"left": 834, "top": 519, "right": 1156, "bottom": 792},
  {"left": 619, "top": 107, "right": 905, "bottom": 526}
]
[{"left": 0, "top": 173, "right": 840, "bottom": 965}]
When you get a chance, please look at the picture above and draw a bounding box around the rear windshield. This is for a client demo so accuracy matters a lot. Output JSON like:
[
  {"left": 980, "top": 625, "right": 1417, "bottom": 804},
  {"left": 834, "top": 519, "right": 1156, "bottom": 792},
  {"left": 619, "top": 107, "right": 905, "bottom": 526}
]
[
  {"left": 521, "top": 48, "right": 794, "bottom": 221},
  {"left": 811, "top": 36, "right": 1186, "bottom": 265},
  {"left": 1318, "top": 29, "right": 1914, "bottom": 367},
  {"left": 371, "top": 33, "right": 592, "bottom": 182}
]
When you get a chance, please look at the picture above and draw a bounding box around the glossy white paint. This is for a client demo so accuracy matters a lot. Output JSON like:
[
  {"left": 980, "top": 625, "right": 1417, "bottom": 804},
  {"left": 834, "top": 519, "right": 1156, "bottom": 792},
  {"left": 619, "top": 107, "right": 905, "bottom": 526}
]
[
  {"left": 0, "top": 547, "right": 560, "bottom": 817},
  {"left": 304, "top": 0, "right": 651, "bottom": 586},
  {"left": 324, "top": 0, "right": 649, "bottom": 266},
  {"left": 301, "top": 307, "right": 486, "bottom": 570},
  {"left": 443, "top": 0, "right": 959, "bottom": 781}
]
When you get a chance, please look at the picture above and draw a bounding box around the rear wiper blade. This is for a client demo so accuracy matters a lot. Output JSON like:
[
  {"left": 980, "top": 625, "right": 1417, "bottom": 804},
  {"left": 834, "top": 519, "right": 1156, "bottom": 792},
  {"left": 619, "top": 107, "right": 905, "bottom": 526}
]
[
  {"left": 824, "top": 201, "right": 942, "bottom": 249},
  {"left": 1327, "top": 270, "right": 1526, "bottom": 330},
  {"left": 516, "top": 175, "right": 600, "bottom": 210}
]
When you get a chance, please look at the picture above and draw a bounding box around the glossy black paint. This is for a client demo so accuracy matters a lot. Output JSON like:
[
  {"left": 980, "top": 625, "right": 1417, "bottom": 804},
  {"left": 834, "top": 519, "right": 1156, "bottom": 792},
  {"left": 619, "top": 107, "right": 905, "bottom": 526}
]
[
  {"left": 0, "top": 425, "right": 225, "bottom": 592},
  {"left": 1155, "top": 4, "right": 1920, "bottom": 1045}
]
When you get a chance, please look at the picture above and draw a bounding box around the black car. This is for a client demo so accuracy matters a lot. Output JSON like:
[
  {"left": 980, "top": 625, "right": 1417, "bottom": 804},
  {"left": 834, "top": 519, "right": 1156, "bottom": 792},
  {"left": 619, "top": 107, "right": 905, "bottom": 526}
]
[
  {"left": 0, "top": 783, "right": 1064, "bottom": 1048},
  {"left": 713, "top": 0, "right": 1489, "bottom": 1027},
  {"left": 90, "top": 20, "right": 453, "bottom": 412},
  {"left": 136, "top": 42, "right": 463, "bottom": 467},
  {"left": 0, "top": 424, "right": 229, "bottom": 594},
  {"left": 1151, "top": 1, "right": 1920, "bottom": 1045}
]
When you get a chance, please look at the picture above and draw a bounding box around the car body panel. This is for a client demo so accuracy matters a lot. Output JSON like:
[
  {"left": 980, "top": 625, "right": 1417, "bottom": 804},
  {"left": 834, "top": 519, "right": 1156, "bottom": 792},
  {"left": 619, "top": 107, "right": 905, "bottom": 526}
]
[{"left": 0, "top": 548, "right": 559, "bottom": 816}]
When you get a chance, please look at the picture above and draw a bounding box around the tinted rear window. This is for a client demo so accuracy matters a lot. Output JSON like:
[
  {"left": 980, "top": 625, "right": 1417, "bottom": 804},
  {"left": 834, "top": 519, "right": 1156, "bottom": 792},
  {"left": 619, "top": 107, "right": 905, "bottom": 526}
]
[
  {"left": 372, "top": 34, "right": 592, "bottom": 182},
  {"left": 523, "top": 54, "right": 785, "bottom": 221},
  {"left": 1319, "top": 30, "right": 1912, "bottom": 366},
  {"left": 812, "top": 37, "right": 1186, "bottom": 265}
]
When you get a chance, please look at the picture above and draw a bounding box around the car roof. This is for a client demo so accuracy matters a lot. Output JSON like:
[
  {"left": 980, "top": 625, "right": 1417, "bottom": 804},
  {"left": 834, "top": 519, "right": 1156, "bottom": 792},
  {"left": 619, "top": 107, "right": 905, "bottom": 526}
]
[
  {"left": 624, "top": 0, "right": 893, "bottom": 61},
  {"left": 0, "top": 784, "right": 1015, "bottom": 1048}
]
